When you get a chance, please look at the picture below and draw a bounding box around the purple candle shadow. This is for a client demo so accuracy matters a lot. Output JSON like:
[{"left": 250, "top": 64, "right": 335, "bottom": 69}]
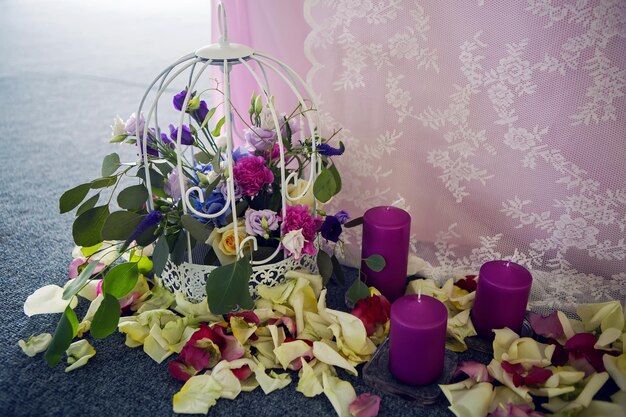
[
  {"left": 471, "top": 260, "right": 532, "bottom": 339},
  {"left": 389, "top": 294, "right": 448, "bottom": 386},
  {"left": 361, "top": 206, "right": 411, "bottom": 302}
]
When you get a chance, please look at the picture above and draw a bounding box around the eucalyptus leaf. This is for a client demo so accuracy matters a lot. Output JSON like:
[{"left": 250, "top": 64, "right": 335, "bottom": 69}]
[
  {"left": 102, "top": 262, "right": 139, "bottom": 299},
  {"left": 91, "top": 293, "right": 121, "bottom": 339},
  {"left": 328, "top": 163, "right": 342, "bottom": 194},
  {"left": 347, "top": 278, "right": 370, "bottom": 305},
  {"left": 205, "top": 256, "right": 254, "bottom": 314},
  {"left": 117, "top": 184, "right": 149, "bottom": 209},
  {"left": 331, "top": 255, "right": 346, "bottom": 285},
  {"left": 181, "top": 214, "right": 213, "bottom": 243},
  {"left": 154, "top": 162, "right": 173, "bottom": 177},
  {"left": 152, "top": 236, "right": 170, "bottom": 276},
  {"left": 101, "top": 211, "right": 144, "bottom": 241},
  {"left": 136, "top": 167, "right": 164, "bottom": 189},
  {"left": 212, "top": 115, "right": 226, "bottom": 137},
  {"left": 59, "top": 183, "right": 91, "bottom": 214},
  {"left": 90, "top": 176, "right": 117, "bottom": 189},
  {"left": 62, "top": 261, "right": 101, "bottom": 301},
  {"left": 76, "top": 193, "right": 100, "bottom": 216},
  {"left": 200, "top": 107, "right": 217, "bottom": 129},
  {"left": 170, "top": 231, "right": 187, "bottom": 266},
  {"left": 343, "top": 217, "right": 363, "bottom": 228},
  {"left": 313, "top": 167, "right": 338, "bottom": 204},
  {"left": 72, "top": 205, "right": 110, "bottom": 247},
  {"left": 101, "top": 153, "right": 121, "bottom": 177},
  {"left": 364, "top": 254, "right": 386, "bottom": 272},
  {"left": 135, "top": 222, "right": 159, "bottom": 247},
  {"left": 44, "top": 306, "right": 78, "bottom": 367},
  {"left": 194, "top": 151, "right": 212, "bottom": 165},
  {"left": 317, "top": 250, "right": 333, "bottom": 285},
  {"left": 109, "top": 134, "right": 128, "bottom": 143},
  {"left": 235, "top": 200, "right": 248, "bottom": 217}
]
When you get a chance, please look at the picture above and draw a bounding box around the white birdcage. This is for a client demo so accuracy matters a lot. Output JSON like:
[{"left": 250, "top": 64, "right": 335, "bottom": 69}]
[{"left": 135, "top": 3, "right": 321, "bottom": 302}]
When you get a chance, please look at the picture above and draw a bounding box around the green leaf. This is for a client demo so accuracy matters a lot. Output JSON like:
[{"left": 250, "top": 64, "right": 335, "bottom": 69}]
[
  {"left": 170, "top": 231, "right": 187, "bottom": 266},
  {"left": 313, "top": 167, "right": 338, "bottom": 204},
  {"left": 328, "top": 163, "right": 342, "bottom": 194},
  {"left": 331, "top": 255, "right": 346, "bottom": 285},
  {"left": 154, "top": 162, "right": 173, "bottom": 177},
  {"left": 212, "top": 115, "right": 226, "bottom": 137},
  {"left": 364, "top": 254, "right": 386, "bottom": 272},
  {"left": 136, "top": 167, "right": 164, "bottom": 189},
  {"left": 102, "top": 262, "right": 139, "bottom": 299},
  {"left": 59, "top": 183, "right": 91, "bottom": 214},
  {"left": 205, "top": 255, "right": 254, "bottom": 314},
  {"left": 236, "top": 200, "right": 248, "bottom": 217},
  {"left": 62, "top": 260, "right": 101, "bottom": 300},
  {"left": 200, "top": 107, "right": 217, "bottom": 129},
  {"left": 317, "top": 250, "right": 333, "bottom": 286},
  {"left": 101, "top": 153, "right": 121, "bottom": 177},
  {"left": 343, "top": 216, "right": 363, "bottom": 228},
  {"left": 76, "top": 193, "right": 100, "bottom": 216},
  {"left": 212, "top": 149, "right": 222, "bottom": 174},
  {"left": 91, "top": 176, "right": 117, "bottom": 189},
  {"left": 44, "top": 306, "right": 78, "bottom": 367},
  {"left": 152, "top": 236, "right": 170, "bottom": 276},
  {"left": 101, "top": 211, "right": 144, "bottom": 241},
  {"left": 347, "top": 278, "right": 370, "bottom": 305},
  {"left": 181, "top": 214, "right": 213, "bottom": 243},
  {"left": 91, "top": 293, "right": 121, "bottom": 339},
  {"left": 72, "top": 205, "right": 110, "bottom": 247},
  {"left": 117, "top": 184, "right": 149, "bottom": 209},
  {"left": 109, "top": 134, "right": 128, "bottom": 143},
  {"left": 194, "top": 152, "right": 213, "bottom": 165}
]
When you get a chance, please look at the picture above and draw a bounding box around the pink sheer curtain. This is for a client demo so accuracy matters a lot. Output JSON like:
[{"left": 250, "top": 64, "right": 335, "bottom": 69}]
[{"left": 220, "top": 0, "right": 626, "bottom": 312}]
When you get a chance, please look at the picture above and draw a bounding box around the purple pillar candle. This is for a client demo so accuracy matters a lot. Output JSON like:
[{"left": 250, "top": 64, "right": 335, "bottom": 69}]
[
  {"left": 471, "top": 260, "right": 532, "bottom": 339},
  {"left": 361, "top": 206, "right": 411, "bottom": 302},
  {"left": 389, "top": 294, "right": 448, "bottom": 385}
]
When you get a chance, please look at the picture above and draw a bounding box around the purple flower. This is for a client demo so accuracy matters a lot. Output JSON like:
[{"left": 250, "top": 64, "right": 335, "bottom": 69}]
[
  {"left": 244, "top": 126, "right": 276, "bottom": 152},
  {"left": 124, "top": 210, "right": 163, "bottom": 249},
  {"left": 320, "top": 215, "right": 342, "bottom": 242},
  {"left": 219, "top": 182, "right": 242, "bottom": 201},
  {"left": 335, "top": 210, "right": 350, "bottom": 224},
  {"left": 173, "top": 89, "right": 187, "bottom": 111},
  {"left": 165, "top": 169, "right": 184, "bottom": 200},
  {"left": 245, "top": 209, "right": 279, "bottom": 238},
  {"left": 168, "top": 124, "right": 194, "bottom": 146},
  {"left": 193, "top": 100, "right": 209, "bottom": 124},
  {"left": 317, "top": 142, "right": 345, "bottom": 156},
  {"left": 232, "top": 156, "right": 274, "bottom": 197},
  {"left": 125, "top": 113, "right": 145, "bottom": 137}
]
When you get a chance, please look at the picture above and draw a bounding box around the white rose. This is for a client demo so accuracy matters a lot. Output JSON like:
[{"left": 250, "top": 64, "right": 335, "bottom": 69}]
[
  {"left": 287, "top": 178, "right": 322, "bottom": 211},
  {"left": 111, "top": 115, "right": 126, "bottom": 137},
  {"left": 214, "top": 134, "right": 228, "bottom": 149},
  {"left": 282, "top": 229, "right": 305, "bottom": 260}
]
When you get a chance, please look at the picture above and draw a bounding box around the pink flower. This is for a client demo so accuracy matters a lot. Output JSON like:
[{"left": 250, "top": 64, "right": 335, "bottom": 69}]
[
  {"left": 212, "top": 324, "right": 245, "bottom": 361},
  {"left": 348, "top": 393, "right": 381, "bottom": 417},
  {"left": 233, "top": 155, "right": 274, "bottom": 197},
  {"left": 281, "top": 205, "right": 322, "bottom": 257},
  {"left": 68, "top": 257, "right": 105, "bottom": 279},
  {"left": 95, "top": 280, "right": 139, "bottom": 309}
]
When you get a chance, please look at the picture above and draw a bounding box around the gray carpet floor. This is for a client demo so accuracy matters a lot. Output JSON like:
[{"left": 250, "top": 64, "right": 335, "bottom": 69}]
[{"left": 0, "top": 1, "right": 485, "bottom": 415}]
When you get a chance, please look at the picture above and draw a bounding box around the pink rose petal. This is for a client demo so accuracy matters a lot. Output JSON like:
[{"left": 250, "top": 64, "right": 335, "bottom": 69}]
[
  {"left": 213, "top": 325, "right": 245, "bottom": 361},
  {"left": 348, "top": 393, "right": 381, "bottom": 417},
  {"left": 488, "top": 403, "right": 545, "bottom": 417},
  {"left": 454, "top": 361, "right": 493, "bottom": 383},
  {"left": 231, "top": 364, "right": 253, "bottom": 381},
  {"left": 529, "top": 311, "right": 565, "bottom": 340},
  {"left": 565, "top": 333, "right": 606, "bottom": 374},
  {"left": 226, "top": 311, "right": 260, "bottom": 325},
  {"left": 168, "top": 360, "right": 198, "bottom": 382}
]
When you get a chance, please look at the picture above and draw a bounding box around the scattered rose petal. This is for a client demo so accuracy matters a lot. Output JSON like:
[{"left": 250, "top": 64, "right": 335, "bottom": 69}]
[
  {"left": 529, "top": 311, "right": 566, "bottom": 343},
  {"left": 65, "top": 339, "right": 96, "bottom": 372},
  {"left": 173, "top": 374, "right": 222, "bottom": 414},
  {"left": 313, "top": 341, "right": 358, "bottom": 376},
  {"left": 564, "top": 333, "right": 606, "bottom": 374},
  {"left": 297, "top": 358, "right": 324, "bottom": 397},
  {"left": 455, "top": 361, "right": 493, "bottom": 383},
  {"left": 24, "top": 285, "right": 78, "bottom": 317},
  {"left": 439, "top": 381, "right": 494, "bottom": 417},
  {"left": 348, "top": 393, "right": 381, "bottom": 417},
  {"left": 254, "top": 363, "right": 291, "bottom": 394},
  {"left": 487, "top": 403, "right": 544, "bottom": 417},
  {"left": 603, "top": 353, "right": 626, "bottom": 391},
  {"left": 17, "top": 333, "right": 52, "bottom": 357},
  {"left": 323, "top": 372, "right": 357, "bottom": 417}
]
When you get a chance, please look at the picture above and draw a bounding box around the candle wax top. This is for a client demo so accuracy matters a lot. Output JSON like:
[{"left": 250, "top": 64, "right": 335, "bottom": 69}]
[
  {"left": 364, "top": 206, "right": 411, "bottom": 229},
  {"left": 391, "top": 295, "right": 447, "bottom": 329},
  {"left": 479, "top": 260, "right": 532, "bottom": 290}
]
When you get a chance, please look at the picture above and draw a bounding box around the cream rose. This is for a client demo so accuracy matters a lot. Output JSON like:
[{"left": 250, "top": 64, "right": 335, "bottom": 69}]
[
  {"left": 208, "top": 221, "right": 248, "bottom": 265},
  {"left": 287, "top": 178, "right": 323, "bottom": 210}
]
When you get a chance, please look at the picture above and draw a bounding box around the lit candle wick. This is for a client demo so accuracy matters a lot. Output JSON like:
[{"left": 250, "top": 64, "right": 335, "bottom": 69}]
[
  {"left": 418, "top": 288, "right": 422, "bottom": 301},
  {"left": 506, "top": 261, "right": 511, "bottom": 267}
]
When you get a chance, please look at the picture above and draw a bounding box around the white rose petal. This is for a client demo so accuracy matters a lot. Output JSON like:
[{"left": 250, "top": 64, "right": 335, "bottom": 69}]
[
  {"left": 24, "top": 285, "right": 78, "bottom": 317},
  {"left": 18, "top": 333, "right": 53, "bottom": 357},
  {"left": 65, "top": 339, "right": 96, "bottom": 372},
  {"left": 111, "top": 115, "right": 126, "bottom": 137},
  {"left": 282, "top": 229, "right": 305, "bottom": 260}
]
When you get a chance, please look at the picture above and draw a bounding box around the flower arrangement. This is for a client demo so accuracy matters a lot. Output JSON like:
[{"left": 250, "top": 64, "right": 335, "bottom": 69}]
[{"left": 20, "top": 86, "right": 392, "bottom": 416}]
